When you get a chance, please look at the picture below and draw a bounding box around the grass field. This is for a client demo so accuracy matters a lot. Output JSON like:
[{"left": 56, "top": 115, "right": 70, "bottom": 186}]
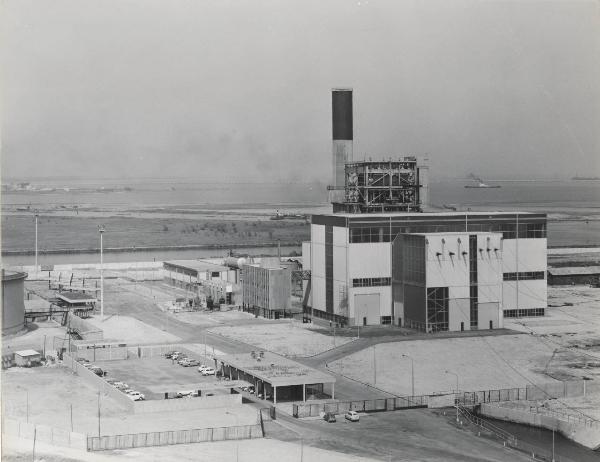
[{"left": 1, "top": 214, "right": 309, "bottom": 252}]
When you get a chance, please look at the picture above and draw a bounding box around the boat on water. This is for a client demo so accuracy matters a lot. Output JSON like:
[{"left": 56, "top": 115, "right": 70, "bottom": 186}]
[
  {"left": 465, "top": 182, "right": 501, "bottom": 189},
  {"left": 464, "top": 177, "right": 501, "bottom": 188},
  {"left": 572, "top": 176, "right": 600, "bottom": 180}
]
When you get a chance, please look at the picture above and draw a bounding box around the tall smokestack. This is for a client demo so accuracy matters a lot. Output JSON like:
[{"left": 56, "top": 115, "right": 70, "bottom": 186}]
[{"left": 331, "top": 88, "right": 353, "bottom": 203}]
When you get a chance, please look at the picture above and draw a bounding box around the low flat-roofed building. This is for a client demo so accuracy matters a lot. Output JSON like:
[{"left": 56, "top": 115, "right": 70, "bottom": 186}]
[
  {"left": 15, "top": 349, "right": 41, "bottom": 366},
  {"left": 163, "top": 260, "right": 235, "bottom": 302},
  {"left": 548, "top": 266, "right": 600, "bottom": 285},
  {"left": 216, "top": 351, "right": 335, "bottom": 404}
]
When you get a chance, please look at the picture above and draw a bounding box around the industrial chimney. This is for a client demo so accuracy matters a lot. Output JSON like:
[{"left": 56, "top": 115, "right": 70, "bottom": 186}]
[{"left": 330, "top": 88, "right": 353, "bottom": 204}]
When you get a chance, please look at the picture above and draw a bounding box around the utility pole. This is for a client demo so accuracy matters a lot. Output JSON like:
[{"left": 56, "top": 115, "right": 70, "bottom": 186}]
[
  {"left": 34, "top": 212, "right": 39, "bottom": 273},
  {"left": 70, "top": 404, "right": 73, "bottom": 432},
  {"left": 99, "top": 225, "right": 105, "bottom": 320},
  {"left": 552, "top": 428, "right": 555, "bottom": 462},
  {"left": 97, "top": 392, "right": 101, "bottom": 437},
  {"left": 402, "top": 354, "right": 414, "bottom": 397},
  {"left": 373, "top": 345, "right": 377, "bottom": 385}
]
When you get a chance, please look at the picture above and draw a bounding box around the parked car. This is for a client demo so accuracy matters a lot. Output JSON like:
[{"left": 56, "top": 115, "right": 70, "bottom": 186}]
[
  {"left": 164, "top": 351, "right": 179, "bottom": 358},
  {"left": 201, "top": 367, "right": 215, "bottom": 376},
  {"left": 344, "top": 411, "right": 360, "bottom": 422},
  {"left": 128, "top": 392, "right": 145, "bottom": 401},
  {"left": 323, "top": 412, "right": 336, "bottom": 423},
  {"left": 186, "top": 359, "right": 200, "bottom": 367},
  {"left": 178, "top": 358, "right": 192, "bottom": 366},
  {"left": 247, "top": 386, "right": 255, "bottom": 394},
  {"left": 89, "top": 367, "right": 106, "bottom": 377},
  {"left": 198, "top": 365, "right": 209, "bottom": 373},
  {"left": 176, "top": 390, "right": 199, "bottom": 398},
  {"left": 171, "top": 353, "right": 185, "bottom": 360},
  {"left": 113, "top": 382, "right": 129, "bottom": 390},
  {"left": 76, "top": 358, "right": 90, "bottom": 364}
]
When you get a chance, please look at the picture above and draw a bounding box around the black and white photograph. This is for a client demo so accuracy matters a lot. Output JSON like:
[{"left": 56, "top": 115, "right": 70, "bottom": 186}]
[{"left": 1, "top": 1, "right": 599, "bottom": 461}]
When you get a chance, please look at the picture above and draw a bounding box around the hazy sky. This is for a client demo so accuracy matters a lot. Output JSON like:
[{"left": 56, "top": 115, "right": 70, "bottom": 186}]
[{"left": 2, "top": 0, "right": 598, "bottom": 181}]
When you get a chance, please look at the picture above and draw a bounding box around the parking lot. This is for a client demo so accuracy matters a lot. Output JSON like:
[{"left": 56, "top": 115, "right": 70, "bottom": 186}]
[{"left": 93, "top": 355, "right": 226, "bottom": 399}]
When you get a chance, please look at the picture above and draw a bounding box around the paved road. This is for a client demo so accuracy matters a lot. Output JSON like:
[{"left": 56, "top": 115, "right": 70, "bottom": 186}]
[{"left": 263, "top": 408, "right": 532, "bottom": 462}]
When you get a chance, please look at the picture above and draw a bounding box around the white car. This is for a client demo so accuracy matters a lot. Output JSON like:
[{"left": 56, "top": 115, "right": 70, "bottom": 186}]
[
  {"left": 198, "top": 365, "right": 208, "bottom": 373},
  {"left": 128, "top": 392, "right": 145, "bottom": 401},
  {"left": 201, "top": 367, "right": 215, "bottom": 376},
  {"left": 344, "top": 411, "right": 360, "bottom": 422}
]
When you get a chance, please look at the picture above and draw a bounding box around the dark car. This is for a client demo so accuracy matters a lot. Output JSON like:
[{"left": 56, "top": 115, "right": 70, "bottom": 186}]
[{"left": 323, "top": 412, "right": 336, "bottom": 423}]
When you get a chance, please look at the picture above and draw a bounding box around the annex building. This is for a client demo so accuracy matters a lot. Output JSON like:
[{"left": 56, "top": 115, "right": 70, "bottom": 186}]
[{"left": 303, "top": 211, "right": 547, "bottom": 331}]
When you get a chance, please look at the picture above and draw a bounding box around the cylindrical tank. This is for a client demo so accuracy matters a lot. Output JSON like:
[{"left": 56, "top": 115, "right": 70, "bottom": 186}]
[
  {"left": 2, "top": 269, "right": 27, "bottom": 335},
  {"left": 223, "top": 257, "right": 248, "bottom": 269}
]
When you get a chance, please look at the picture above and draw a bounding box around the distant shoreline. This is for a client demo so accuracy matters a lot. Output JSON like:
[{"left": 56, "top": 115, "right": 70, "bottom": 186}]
[{"left": 0, "top": 241, "right": 303, "bottom": 256}]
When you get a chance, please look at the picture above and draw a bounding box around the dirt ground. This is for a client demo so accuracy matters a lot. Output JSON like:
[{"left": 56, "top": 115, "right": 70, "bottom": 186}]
[
  {"left": 1, "top": 365, "right": 257, "bottom": 436},
  {"left": 85, "top": 315, "right": 180, "bottom": 344},
  {"left": 330, "top": 286, "right": 600, "bottom": 397},
  {"left": 1, "top": 435, "right": 382, "bottom": 462},
  {"left": 209, "top": 322, "right": 355, "bottom": 357}
]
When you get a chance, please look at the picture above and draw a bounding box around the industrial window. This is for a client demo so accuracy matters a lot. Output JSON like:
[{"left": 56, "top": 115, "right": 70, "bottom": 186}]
[
  {"left": 503, "top": 272, "right": 545, "bottom": 281},
  {"left": 469, "top": 235, "right": 478, "bottom": 329},
  {"left": 503, "top": 308, "right": 545, "bottom": 318},
  {"left": 352, "top": 277, "right": 391, "bottom": 287},
  {"left": 427, "top": 287, "right": 449, "bottom": 332},
  {"left": 381, "top": 316, "right": 392, "bottom": 325},
  {"left": 349, "top": 227, "right": 390, "bottom": 243}
]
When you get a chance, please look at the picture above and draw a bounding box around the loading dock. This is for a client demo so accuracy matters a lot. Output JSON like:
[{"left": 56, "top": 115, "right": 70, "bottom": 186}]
[{"left": 216, "top": 351, "right": 335, "bottom": 404}]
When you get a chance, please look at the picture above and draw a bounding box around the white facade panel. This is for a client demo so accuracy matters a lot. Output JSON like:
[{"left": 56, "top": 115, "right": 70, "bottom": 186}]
[
  {"left": 502, "top": 280, "right": 547, "bottom": 311},
  {"left": 448, "top": 298, "right": 470, "bottom": 331},
  {"left": 302, "top": 242, "right": 311, "bottom": 270},
  {"left": 333, "top": 226, "right": 348, "bottom": 247},
  {"left": 348, "top": 243, "right": 391, "bottom": 278},
  {"left": 312, "top": 224, "right": 326, "bottom": 245},
  {"left": 312, "top": 276, "right": 326, "bottom": 312},
  {"left": 312, "top": 243, "right": 326, "bottom": 278},
  {"left": 349, "top": 287, "right": 392, "bottom": 324},
  {"left": 502, "top": 239, "right": 547, "bottom": 273}
]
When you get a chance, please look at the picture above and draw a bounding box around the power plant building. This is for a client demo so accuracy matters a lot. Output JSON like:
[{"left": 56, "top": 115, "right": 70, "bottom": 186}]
[
  {"left": 304, "top": 211, "right": 547, "bottom": 330},
  {"left": 302, "top": 88, "right": 549, "bottom": 331}
]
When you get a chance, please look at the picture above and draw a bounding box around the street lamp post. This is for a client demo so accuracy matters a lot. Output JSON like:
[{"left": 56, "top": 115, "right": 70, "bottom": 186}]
[
  {"left": 445, "top": 370, "right": 459, "bottom": 423},
  {"left": 99, "top": 225, "right": 105, "bottom": 320},
  {"left": 402, "top": 354, "right": 414, "bottom": 397},
  {"left": 34, "top": 212, "right": 39, "bottom": 273}
]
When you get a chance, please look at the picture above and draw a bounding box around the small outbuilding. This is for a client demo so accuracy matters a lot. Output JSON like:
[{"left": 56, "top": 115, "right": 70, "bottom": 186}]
[{"left": 14, "top": 349, "right": 42, "bottom": 367}]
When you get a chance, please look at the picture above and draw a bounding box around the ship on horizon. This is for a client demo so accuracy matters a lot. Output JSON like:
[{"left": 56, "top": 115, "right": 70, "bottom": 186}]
[{"left": 464, "top": 175, "right": 501, "bottom": 189}]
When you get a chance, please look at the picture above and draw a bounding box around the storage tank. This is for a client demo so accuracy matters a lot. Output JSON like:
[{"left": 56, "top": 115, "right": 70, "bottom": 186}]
[
  {"left": 2, "top": 269, "right": 27, "bottom": 335},
  {"left": 223, "top": 257, "right": 248, "bottom": 269}
]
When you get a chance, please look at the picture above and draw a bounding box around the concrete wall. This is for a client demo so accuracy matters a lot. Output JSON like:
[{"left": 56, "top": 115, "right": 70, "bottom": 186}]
[
  {"left": 132, "top": 394, "right": 242, "bottom": 414},
  {"left": 480, "top": 403, "right": 600, "bottom": 450},
  {"left": 67, "top": 313, "right": 104, "bottom": 341},
  {"left": 2, "top": 418, "right": 87, "bottom": 451},
  {"left": 63, "top": 353, "right": 134, "bottom": 411}
]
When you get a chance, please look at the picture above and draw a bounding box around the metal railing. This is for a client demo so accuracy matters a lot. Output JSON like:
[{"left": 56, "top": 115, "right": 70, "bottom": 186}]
[
  {"left": 490, "top": 401, "right": 599, "bottom": 428},
  {"left": 87, "top": 424, "right": 263, "bottom": 451},
  {"left": 458, "top": 405, "right": 580, "bottom": 462}
]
